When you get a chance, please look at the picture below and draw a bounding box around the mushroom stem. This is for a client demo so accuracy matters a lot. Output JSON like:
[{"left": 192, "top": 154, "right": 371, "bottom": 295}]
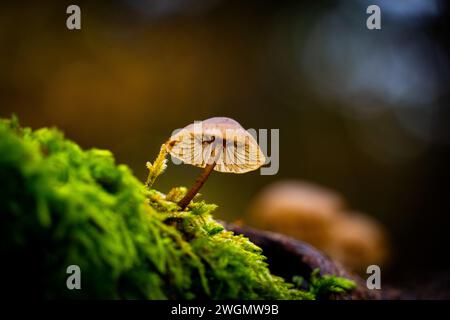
[{"left": 178, "top": 162, "right": 217, "bottom": 210}]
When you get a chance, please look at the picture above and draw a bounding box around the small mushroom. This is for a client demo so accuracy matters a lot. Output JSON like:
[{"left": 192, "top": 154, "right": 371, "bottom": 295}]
[{"left": 167, "top": 117, "right": 266, "bottom": 210}]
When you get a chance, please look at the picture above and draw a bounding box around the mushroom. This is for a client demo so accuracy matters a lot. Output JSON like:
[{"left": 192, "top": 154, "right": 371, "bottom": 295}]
[
  {"left": 246, "top": 180, "right": 390, "bottom": 273},
  {"left": 246, "top": 181, "right": 345, "bottom": 249},
  {"left": 167, "top": 117, "right": 266, "bottom": 210},
  {"left": 327, "top": 212, "right": 389, "bottom": 273}
]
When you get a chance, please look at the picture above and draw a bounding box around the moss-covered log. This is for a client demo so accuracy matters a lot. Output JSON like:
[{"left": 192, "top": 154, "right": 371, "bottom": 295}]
[{"left": 0, "top": 117, "right": 355, "bottom": 299}]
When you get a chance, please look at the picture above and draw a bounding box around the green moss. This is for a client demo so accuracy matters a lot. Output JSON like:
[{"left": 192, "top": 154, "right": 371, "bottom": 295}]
[
  {"left": 0, "top": 117, "right": 354, "bottom": 299},
  {"left": 292, "top": 269, "right": 357, "bottom": 300}
]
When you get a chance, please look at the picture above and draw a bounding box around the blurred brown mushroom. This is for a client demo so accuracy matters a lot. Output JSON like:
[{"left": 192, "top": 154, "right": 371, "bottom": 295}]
[
  {"left": 246, "top": 180, "right": 389, "bottom": 273},
  {"left": 167, "top": 117, "right": 266, "bottom": 210},
  {"left": 327, "top": 212, "right": 389, "bottom": 272},
  {"left": 247, "top": 181, "right": 344, "bottom": 249}
]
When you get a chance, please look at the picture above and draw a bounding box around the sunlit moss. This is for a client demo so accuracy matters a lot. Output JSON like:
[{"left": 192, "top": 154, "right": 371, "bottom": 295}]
[{"left": 0, "top": 117, "right": 354, "bottom": 299}]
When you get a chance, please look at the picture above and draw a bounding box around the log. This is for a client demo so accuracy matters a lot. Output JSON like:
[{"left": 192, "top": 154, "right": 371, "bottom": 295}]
[{"left": 221, "top": 221, "right": 404, "bottom": 300}]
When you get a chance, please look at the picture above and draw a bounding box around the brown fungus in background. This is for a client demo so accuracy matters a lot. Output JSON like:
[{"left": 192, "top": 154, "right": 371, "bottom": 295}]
[{"left": 246, "top": 180, "right": 389, "bottom": 274}]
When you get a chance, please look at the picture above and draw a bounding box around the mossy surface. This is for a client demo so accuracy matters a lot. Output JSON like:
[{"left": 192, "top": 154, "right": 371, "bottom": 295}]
[{"left": 0, "top": 117, "right": 354, "bottom": 299}]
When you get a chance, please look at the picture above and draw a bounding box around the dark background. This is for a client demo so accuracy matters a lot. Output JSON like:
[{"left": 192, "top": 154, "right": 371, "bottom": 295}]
[{"left": 1, "top": 0, "right": 449, "bottom": 286}]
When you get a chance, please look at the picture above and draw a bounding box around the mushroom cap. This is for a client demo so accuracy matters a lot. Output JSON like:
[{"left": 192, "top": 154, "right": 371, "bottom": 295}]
[
  {"left": 327, "top": 212, "right": 389, "bottom": 272},
  {"left": 167, "top": 117, "right": 266, "bottom": 173}
]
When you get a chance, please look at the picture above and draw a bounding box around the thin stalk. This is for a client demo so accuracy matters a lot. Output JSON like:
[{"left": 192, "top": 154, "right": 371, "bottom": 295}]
[{"left": 178, "top": 162, "right": 216, "bottom": 210}]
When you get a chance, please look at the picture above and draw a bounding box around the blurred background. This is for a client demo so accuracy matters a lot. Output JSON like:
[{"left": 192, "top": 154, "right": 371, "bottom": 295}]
[{"left": 1, "top": 0, "right": 449, "bottom": 286}]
